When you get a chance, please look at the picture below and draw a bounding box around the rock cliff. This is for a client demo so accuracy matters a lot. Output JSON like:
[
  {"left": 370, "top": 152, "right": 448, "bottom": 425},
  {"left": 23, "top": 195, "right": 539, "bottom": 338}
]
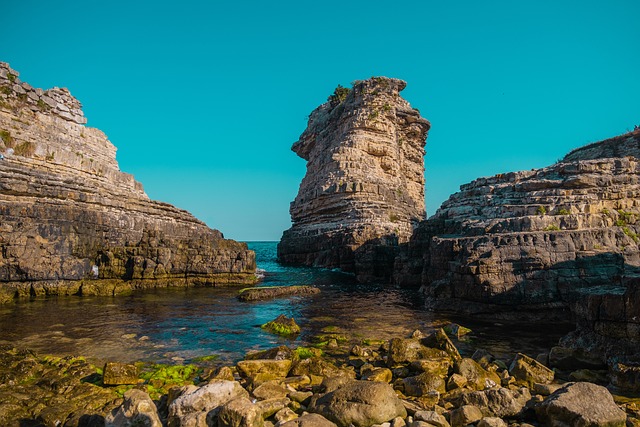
[
  {"left": 0, "top": 62, "right": 256, "bottom": 303},
  {"left": 394, "top": 130, "right": 640, "bottom": 320},
  {"left": 277, "top": 77, "right": 430, "bottom": 281}
]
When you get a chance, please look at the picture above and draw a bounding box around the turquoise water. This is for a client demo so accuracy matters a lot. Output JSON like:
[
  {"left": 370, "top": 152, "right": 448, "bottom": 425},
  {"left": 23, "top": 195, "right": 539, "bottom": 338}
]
[{"left": 0, "top": 242, "right": 572, "bottom": 364}]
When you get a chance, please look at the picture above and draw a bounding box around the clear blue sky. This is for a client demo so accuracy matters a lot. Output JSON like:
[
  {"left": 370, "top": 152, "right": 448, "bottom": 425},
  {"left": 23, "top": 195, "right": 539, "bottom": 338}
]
[{"left": 2, "top": 1, "right": 639, "bottom": 241}]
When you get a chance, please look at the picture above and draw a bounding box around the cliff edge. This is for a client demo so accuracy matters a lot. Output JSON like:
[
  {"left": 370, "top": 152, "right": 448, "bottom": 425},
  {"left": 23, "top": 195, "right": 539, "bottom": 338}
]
[
  {"left": 277, "top": 77, "right": 430, "bottom": 281},
  {"left": 0, "top": 62, "right": 256, "bottom": 302}
]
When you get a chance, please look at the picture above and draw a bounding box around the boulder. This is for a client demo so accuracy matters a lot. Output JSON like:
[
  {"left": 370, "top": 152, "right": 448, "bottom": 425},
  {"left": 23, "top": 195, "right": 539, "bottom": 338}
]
[
  {"left": 387, "top": 338, "right": 449, "bottom": 367},
  {"left": 309, "top": 380, "right": 407, "bottom": 427},
  {"left": 279, "top": 414, "right": 338, "bottom": 427},
  {"left": 261, "top": 315, "right": 301, "bottom": 337},
  {"left": 103, "top": 362, "right": 138, "bottom": 385},
  {"left": 413, "top": 410, "right": 450, "bottom": 427},
  {"left": 421, "top": 329, "right": 462, "bottom": 362},
  {"left": 449, "top": 405, "right": 483, "bottom": 427},
  {"left": 535, "top": 382, "right": 626, "bottom": 427},
  {"left": 275, "top": 407, "right": 299, "bottom": 424},
  {"left": 252, "top": 382, "right": 289, "bottom": 400},
  {"left": 459, "top": 387, "right": 531, "bottom": 418},
  {"left": 167, "top": 380, "right": 249, "bottom": 427},
  {"left": 236, "top": 359, "right": 292, "bottom": 386},
  {"left": 409, "top": 357, "right": 453, "bottom": 377},
  {"left": 362, "top": 367, "right": 393, "bottom": 383},
  {"left": 477, "top": 418, "right": 507, "bottom": 427},
  {"left": 218, "top": 397, "right": 264, "bottom": 427},
  {"left": 454, "top": 358, "right": 499, "bottom": 390},
  {"left": 509, "top": 353, "right": 554, "bottom": 387},
  {"left": 402, "top": 372, "right": 446, "bottom": 396},
  {"left": 106, "top": 389, "right": 162, "bottom": 427}
]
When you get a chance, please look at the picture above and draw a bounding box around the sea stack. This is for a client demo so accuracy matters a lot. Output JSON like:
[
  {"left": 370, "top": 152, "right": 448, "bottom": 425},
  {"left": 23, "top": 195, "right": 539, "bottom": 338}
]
[
  {"left": 278, "top": 77, "right": 430, "bottom": 281},
  {"left": 0, "top": 62, "right": 256, "bottom": 302}
]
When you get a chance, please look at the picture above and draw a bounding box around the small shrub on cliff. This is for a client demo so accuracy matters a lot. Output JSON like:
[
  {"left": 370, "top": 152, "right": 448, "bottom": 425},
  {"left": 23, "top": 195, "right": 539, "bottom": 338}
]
[
  {"left": 328, "top": 84, "right": 350, "bottom": 106},
  {"left": 0, "top": 86, "right": 11, "bottom": 96},
  {"left": 622, "top": 226, "right": 639, "bottom": 243},
  {"left": 544, "top": 225, "right": 560, "bottom": 231},
  {"left": 7, "top": 73, "right": 16, "bottom": 83},
  {"left": 536, "top": 206, "right": 547, "bottom": 215},
  {"left": 389, "top": 213, "right": 399, "bottom": 223},
  {"left": 37, "top": 99, "right": 50, "bottom": 110},
  {"left": 555, "top": 208, "right": 570, "bottom": 215},
  {"left": 14, "top": 140, "right": 34, "bottom": 156},
  {"left": 0, "top": 129, "right": 14, "bottom": 147}
]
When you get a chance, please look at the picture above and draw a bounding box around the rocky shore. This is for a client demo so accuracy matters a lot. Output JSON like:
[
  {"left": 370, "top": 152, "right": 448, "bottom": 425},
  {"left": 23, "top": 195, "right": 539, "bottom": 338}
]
[
  {"left": 1, "top": 324, "right": 637, "bottom": 427},
  {"left": 0, "top": 61, "right": 256, "bottom": 303}
]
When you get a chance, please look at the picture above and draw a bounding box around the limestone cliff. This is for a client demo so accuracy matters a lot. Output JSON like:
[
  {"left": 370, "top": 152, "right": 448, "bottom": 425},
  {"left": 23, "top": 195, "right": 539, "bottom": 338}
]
[
  {"left": 395, "top": 130, "right": 640, "bottom": 320},
  {"left": 277, "top": 77, "right": 430, "bottom": 281},
  {"left": 0, "top": 62, "right": 256, "bottom": 303}
]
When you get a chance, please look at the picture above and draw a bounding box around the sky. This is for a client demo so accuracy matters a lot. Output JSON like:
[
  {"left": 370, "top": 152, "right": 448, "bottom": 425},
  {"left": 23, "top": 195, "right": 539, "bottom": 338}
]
[{"left": 2, "top": 1, "right": 639, "bottom": 241}]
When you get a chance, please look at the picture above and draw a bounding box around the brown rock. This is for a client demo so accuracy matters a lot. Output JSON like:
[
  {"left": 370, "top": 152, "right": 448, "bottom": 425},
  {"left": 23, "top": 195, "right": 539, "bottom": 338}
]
[
  {"left": 508, "top": 353, "right": 554, "bottom": 387},
  {"left": 278, "top": 77, "right": 430, "bottom": 282},
  {"left": 0, "top": 62, "right": 256, "bottom": 302},
  {"left": 103, "top": 362, "right": 138, "bottom": 385}
]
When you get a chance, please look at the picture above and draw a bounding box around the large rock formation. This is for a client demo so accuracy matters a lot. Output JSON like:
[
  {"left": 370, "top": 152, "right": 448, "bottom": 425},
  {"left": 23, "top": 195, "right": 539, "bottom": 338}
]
[
  {"left": 277, "top": 77, "right": 430, "bottom": 281},
  {"left": 395, "top": 130, "right": 640, "bottom": 319},
  {"left": 0, "top": 62, "right": 256, "bottom": 303}
]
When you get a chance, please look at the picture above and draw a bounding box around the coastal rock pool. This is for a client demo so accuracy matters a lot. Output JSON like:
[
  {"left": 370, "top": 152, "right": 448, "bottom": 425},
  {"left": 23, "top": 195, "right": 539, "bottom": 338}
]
[{"left": 0, "top": 242, "right": 573, "bottom": 365}]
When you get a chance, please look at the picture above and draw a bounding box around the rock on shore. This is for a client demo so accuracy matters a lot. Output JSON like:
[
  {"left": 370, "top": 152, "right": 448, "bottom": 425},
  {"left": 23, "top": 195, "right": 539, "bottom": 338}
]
[
  {"left": 4, "top": 326, "right": 635, "bottom": 427},
  {"left": 0, "top": 62, "right": 256, "bottom": 302},
  {"left": 278, "top": 77, "right": 430, "bottom": 282}
]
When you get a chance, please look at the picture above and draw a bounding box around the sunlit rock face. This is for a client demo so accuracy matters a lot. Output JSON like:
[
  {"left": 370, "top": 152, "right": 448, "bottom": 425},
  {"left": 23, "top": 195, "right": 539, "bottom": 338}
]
[
  {"left": 0, "top": 62, "right": 256, "bottom": 302},
  {"left": 277, "top": 77, "right": 430, "bottom": 282},
  {"left": 395, "top": 129, "right": 640, "bottom": 319}
]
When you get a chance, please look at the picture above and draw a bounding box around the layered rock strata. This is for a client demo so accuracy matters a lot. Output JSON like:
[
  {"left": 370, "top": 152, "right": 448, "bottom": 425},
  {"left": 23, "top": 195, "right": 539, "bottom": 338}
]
[
  {"left": 278, "top": 77, "right": 430, "bottom": 280},
  {"left": 395, "top": 132, "right": 640, "bottom": 316},
  {"left": 395, "top": 130, "right": 640, "bottom": 319},
  {"left": 0, "top": 62, "right": 256, "bottom": 303}
]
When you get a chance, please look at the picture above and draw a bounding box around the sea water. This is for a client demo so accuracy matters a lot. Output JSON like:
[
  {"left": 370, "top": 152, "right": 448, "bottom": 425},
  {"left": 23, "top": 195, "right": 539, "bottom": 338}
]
[{"left": 0, "top": 242, "right": 572, "bottom": 364}]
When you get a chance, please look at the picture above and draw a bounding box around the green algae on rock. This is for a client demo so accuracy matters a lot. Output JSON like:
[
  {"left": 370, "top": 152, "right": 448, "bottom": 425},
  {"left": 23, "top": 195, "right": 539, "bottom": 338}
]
[{"left": 261, "top": 314, "right": 301, "bottom": 337}]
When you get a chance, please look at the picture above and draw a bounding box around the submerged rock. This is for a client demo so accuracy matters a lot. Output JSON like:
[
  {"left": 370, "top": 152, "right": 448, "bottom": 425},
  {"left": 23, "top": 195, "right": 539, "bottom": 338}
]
[
  {"left": 238, "top": 286, "right": 320, "bottom": 301},
  {"left": 261, "top": 315, "right": 301, "bottom": 337},
  {"left": 278, "top": 77, "right": 430, "bottom": 282}
]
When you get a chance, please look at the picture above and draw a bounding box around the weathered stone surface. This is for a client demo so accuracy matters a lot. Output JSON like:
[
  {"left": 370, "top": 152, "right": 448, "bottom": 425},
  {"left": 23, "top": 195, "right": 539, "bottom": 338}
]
[
  {"left": 279, "top": 413, "right": 338, "bottom": 427},
  {"left": 309, "top": 380, "right": 407, "bottom": 427},
  {"left": 0, "top": 61, "right": 256, "bottom": 302},
  {"left": 278, "top": 77, "right": 430, "bottom": 282},
  {"left": 218, "top": 396, "right": 264, "bottom": 427},
  {"left": 167, "top": 380, "right": 249, "bottom": 427},
  {"left": 395, "top": 129, "right": 640, "bottom": 320},
  {"left": 413, "top": 410, "right": 450, "bottom": 427},
  {"left": 449, "top": 405, "right": 483, "bottom": 427},
  {"left": 387, "top": 338, "right": 449, "bottom": 367},
  {"left": 103, "top": 362, "right": 138, "bottom": 385},
  {"left": 509, "top": 353, "right": 554, "bottom": 387},
  {"left": 458, "top": 387, "right": 531, "bottom": 418},
  {"left": 477, "top": 418, "right": 507, "bottom": 427},
  {"left": 535, "top": 382, "right": 626, "bottom": 427},
  {"left": 106, "top": 389, "right": 163, "bottom": 427},
  {"left": 454, "top": 358, "right": 499, "bottom": 391},
  {"left": 236, "top": 359, "right": 292, "bottom": 386},
  {"left": 238, "top": 286, "right": 320, "bottom": 301}
]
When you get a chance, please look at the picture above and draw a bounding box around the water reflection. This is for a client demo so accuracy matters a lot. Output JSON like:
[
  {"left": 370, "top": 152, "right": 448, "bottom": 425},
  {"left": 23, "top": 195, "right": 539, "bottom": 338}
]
[{"left": 0, "top": 242, "right": 574, "bottom": 364}]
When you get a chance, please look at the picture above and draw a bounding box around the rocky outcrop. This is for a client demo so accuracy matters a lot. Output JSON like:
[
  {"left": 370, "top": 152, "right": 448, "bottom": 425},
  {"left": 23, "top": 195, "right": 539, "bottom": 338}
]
[
  {"left": 394, "top": 130, "right": 640, "bottom": 320},
  {"left": 278, "top": 77, "right": 430, "bottom": 281},
  {"left": 0, "top": 62, "right": 256, "bottom": 302}
]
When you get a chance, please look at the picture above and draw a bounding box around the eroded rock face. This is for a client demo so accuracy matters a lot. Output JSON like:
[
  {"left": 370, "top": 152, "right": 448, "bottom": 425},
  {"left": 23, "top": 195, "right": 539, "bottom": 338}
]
[
  {"left": 0, "top": 62, "right": 256, "bottom": 302},
  {"left": 278, "top": 77, "right": 430, "bottom": 281},
  {"left": 395, "top": 130, "right": 640, "bottom": 319}
]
